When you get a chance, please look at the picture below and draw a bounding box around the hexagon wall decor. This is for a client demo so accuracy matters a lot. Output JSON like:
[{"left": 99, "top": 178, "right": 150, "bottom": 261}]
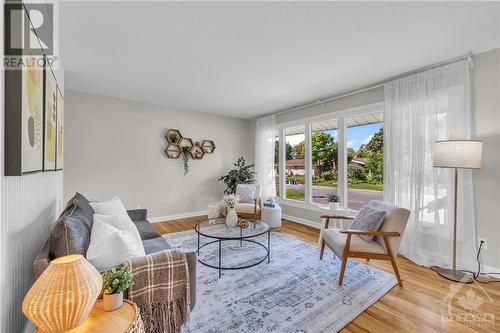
[
  {"left": 166, "top": 129, "right": 182, "bottom": 144},
  {"left": 190, "top": 146, "right": 205, "bottom": 160},
  {"left": 201, "top": 140, "right": 216, "bottom": 154},
  {"left": 165, "top": 143, "right": 181, "bottom": 159}
]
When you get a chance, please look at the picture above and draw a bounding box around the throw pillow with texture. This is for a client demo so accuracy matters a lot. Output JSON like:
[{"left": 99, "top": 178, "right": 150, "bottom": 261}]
[
  {"left": 93, "top": 214, "right": 144, "bottom": 253},
  {"left": 236, "top": 185, "right": 256, "bottom": 203},
  {"left": 86, "top": 219, "right": 144, "bottom": 271},
  {"left": 350, "top": 205, "right": 386, "bottom": 242},
  {"left": 89, "top": 195, "right": 127, "bottom": 215}
]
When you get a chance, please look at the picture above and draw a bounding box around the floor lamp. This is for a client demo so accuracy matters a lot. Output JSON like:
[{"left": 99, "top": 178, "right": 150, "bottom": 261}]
[{"left": 433, "top": 140, "right": 483, "bottom": 283}]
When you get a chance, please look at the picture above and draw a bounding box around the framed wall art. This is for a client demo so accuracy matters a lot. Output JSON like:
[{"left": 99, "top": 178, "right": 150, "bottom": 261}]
[
  {"left": 56, "top": 86, "right": 64, "bottom": 170},
  {"left": 5, "top": 13, "right": 44, "bottom": 175},
  {"left": 43, "top": 64, "right": 57, "bottom": 171}
]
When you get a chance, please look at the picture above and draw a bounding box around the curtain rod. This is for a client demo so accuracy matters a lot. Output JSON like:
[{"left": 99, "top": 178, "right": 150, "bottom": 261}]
[{"left": 270, "top": 51, "right": 473, "bottom": 117}]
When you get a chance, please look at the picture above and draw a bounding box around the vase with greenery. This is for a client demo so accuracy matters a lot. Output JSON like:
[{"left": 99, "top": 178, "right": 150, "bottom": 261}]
[
  {"left": 181, "top": 145, "right": 191, "bottom": 175},
  {"left": 218, "top": 157, "right": 256, "bottom": 194},
  {"left": 223, "top": 194, "right": 240, "bottom": 226},
  {"left": 101, "top": 266, "right": 134, "bottom": 311},
  {"left": 327, "top": 192, "right": 341, "bottom": 211}
]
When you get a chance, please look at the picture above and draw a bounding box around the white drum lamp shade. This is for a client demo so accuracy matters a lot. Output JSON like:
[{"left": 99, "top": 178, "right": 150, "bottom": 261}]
[{"left": 433, "top": 140, "right": 483, "bottom": 169}]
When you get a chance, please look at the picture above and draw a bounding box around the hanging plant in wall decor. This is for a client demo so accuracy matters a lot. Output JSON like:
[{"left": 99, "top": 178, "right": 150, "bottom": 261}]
[
  {"left": 181, "top": 145, "right": 191, "bottom": 175},
  {"left": 163, "top": 129, "right": 216, "bottom": 175}
]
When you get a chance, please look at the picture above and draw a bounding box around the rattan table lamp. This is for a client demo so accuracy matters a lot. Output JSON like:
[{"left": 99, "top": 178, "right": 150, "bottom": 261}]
[
  {"left": 433, "top": 140, "right": 483, "bottom": 283},
  {"left": 22, "top": 254, "right": 102, "bottom": 332}
]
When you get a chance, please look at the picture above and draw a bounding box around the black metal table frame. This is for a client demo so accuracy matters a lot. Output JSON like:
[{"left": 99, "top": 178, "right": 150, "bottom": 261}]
[{"left": 195, "top": 222, "right": 271, "bottom": 278}]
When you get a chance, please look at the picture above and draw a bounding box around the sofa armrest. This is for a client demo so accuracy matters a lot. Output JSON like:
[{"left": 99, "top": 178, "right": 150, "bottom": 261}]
[
  {"left": 185, "top": 251, "right": 197, "bottom": 310},
  {"left": 34, "top": 239, "right": 51, "bottom": 279},
  {"left": 127, "top": 209, "right": 148, "bottom": 222}
]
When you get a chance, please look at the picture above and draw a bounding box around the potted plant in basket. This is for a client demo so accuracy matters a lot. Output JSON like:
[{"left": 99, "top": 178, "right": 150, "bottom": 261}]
[
  {"left": 223, "top": 194, "right": 240, "bottom": 227},
  {"left": 101, "top": 266, "right": 134, "bottom": 311},
  {"left": 327, "top": 193, "right": 341, "bottom": 211}
]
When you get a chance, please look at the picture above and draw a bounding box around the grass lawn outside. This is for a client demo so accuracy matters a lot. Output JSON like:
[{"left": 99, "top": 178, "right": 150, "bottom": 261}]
[
  {"left": 312, "top": 181, "right": 383, "bottom": 192},
  {"left": 286, "top": 188, "right": 305, "bottom": 200}
]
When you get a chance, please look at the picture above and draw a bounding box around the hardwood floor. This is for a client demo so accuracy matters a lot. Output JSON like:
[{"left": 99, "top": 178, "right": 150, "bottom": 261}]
[{"left": 154, "top": 217, "right": 500, "bottom": 333}]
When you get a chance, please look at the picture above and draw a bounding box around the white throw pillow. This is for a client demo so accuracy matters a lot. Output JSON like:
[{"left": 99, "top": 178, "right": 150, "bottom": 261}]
[
  {"left": 236, "top": 185, "right": 256, "bottom": 203},
  {"left": 93, "top": 214, "right": 144, "bottom": 253},
  {"left": 86, "top": 219, "right": 145, "bottom": 272},
  {"left": 89, "top": 196, "right": 127, "bottom": 215}
]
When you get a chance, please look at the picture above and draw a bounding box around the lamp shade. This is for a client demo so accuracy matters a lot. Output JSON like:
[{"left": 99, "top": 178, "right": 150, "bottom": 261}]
[
  {"left": 22, "top": 254, "right": 102, "bottom": 332},
  {"left": 433, "top": 140, "right": 483, "bottom": 169}
]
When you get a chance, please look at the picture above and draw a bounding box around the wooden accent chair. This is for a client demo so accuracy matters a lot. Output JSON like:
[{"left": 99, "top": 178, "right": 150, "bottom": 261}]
[
  {"left": 319, "top": 200, "right": 410, "bottom": 287},
  {"left": 233, "top": 184, "right": 262, "bottom": 219}
]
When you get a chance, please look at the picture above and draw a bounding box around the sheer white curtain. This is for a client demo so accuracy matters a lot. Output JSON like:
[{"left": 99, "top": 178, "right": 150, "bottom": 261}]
[
  {"left": 255, "top": 114, "right": 277, "bottom": 201},
  {"left": 384, "top": 60, "right": 477, "bottom": 270}
]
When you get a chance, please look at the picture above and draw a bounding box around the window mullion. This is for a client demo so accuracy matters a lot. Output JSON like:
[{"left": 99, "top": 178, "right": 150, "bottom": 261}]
[
  {"left": 337, "top": 117, "right": 348, "bottom": 207},
  {"left": 305, "top": 122, "right": 312, "bottom": 204},
  {"left": 279, "top": 128, "right": 285, "bottom": 200}
]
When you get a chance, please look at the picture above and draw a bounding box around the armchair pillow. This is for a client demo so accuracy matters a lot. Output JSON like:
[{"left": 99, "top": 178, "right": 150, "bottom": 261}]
[
  {"left": 236, "top": 185, "right": 256, "bottom": 203},
  {"left": 350, "top": 205, "right": 386, "bottom": 242}
]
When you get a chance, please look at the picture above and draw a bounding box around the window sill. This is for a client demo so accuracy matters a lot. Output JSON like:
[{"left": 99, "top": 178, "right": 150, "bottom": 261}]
[{"left": 277, "top": 198, "right": 358, "bottom": 215}]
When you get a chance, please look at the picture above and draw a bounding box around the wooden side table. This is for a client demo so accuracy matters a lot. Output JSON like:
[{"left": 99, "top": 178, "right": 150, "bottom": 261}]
[{"left": 35, "top": 300, "right": 144, "bottom": 333}]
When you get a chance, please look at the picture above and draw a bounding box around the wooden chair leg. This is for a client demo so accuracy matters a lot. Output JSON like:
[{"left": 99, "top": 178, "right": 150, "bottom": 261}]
[
  {"left": 383, "top": 236, "right": 403, "bottom": 287},
  {"left": 338, "top": 234, "right": 351, "bottom": 286},
  {"left": 319, "top": 239, "right": 326, "bottom": 260}
]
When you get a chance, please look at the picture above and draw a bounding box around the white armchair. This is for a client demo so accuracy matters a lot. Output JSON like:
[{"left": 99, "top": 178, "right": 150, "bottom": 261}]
[
  {"left": 319, "top": 200, "right": 410, "bottom": 287},
  {"left": 233, "top": 184, "right": 262, "bottom": 219}
]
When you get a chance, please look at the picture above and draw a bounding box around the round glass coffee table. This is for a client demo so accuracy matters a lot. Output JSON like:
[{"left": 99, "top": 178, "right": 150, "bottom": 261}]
[{"left": 194, "top": 218, "right": 270, "bottom": 278}]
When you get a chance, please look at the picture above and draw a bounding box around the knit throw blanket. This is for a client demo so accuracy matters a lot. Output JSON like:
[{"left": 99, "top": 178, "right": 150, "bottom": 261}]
[{"left": 125, "top": 250, "right": 190, "bottom": 333}]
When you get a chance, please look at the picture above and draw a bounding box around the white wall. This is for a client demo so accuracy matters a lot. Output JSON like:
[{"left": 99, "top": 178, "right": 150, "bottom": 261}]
[
  {"left": 470, "top": 48, "right": 500, "bottom": 271},
  {"left": 277, "top": 48, "right": 500, "bottom": 270},
  {"left": 63, "top": 91, "right": 255, "bottom": 219}
]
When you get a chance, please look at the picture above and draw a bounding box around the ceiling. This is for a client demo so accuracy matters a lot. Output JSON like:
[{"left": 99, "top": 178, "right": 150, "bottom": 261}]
[{"left": 60, "top": 1, "right": 499, "bottom": 119}]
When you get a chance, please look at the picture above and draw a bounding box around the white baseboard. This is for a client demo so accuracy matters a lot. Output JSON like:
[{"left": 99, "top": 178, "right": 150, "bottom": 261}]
[
  {"left": 282, "top": 214, "right": 322, "bottom": 229},
  {"left": 480, "top": 264, "right": 500, "bottom": 276},
  {"left": 150, "top": 210, "right": 207, "bottom": 223}
]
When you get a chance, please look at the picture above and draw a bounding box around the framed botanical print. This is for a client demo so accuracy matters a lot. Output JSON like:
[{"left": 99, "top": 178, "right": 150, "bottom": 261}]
[
  {"left": 56, "top": 86, "right": 64, "bottom": 170},
  {"left": 5, "top": 10, "right": 44, "bottom": 175},
  {"left": 43, "top": 65, "right": 57, "bottom": 171}
]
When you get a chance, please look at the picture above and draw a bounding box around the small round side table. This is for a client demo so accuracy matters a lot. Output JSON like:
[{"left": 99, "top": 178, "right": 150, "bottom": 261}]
[
  {"left": 261, "top": 205, "right": 282, "bottom": 229},
  {"left": 35, "top": 300, "right": 144, "bottom": 333}
]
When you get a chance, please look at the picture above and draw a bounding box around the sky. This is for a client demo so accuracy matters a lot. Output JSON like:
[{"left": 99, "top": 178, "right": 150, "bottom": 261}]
[{"left": 285, "top": 123, "right": 383, "bottom": 151}]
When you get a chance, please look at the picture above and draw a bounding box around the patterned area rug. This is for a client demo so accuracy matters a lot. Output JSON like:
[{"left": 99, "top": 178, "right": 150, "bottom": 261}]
[{"left": 163, "top": 230, "right": 397, "bottom": 333}]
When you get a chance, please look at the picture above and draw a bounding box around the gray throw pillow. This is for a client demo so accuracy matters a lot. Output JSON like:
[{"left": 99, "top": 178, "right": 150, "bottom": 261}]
[{"left": 350, "top": 205, "right": 386, "bottom": 242}]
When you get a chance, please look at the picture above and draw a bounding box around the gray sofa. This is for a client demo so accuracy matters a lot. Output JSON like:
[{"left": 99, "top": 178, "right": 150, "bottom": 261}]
[{"left": 33, "top": 193, "right": 196, "bottom": 308}]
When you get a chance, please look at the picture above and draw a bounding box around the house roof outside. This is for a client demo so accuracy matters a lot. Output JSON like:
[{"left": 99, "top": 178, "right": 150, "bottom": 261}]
[
  {"left": 351, "top": 157, "right": 366, "bottom": 166},
  {"left": 286, "top": 159, "right": 305, "bottom": 167}
]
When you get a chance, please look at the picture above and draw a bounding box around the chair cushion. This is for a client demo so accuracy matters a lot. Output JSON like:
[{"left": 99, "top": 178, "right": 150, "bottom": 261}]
[
  {"left": 50, "top": 193, "right": 94, "bottom": 258},
  {"left": 350, "top": 205, "right": 386, "bottom": 242},
  {"left": 235, "top": 202, "right": 259, "bottom": 214},
  {"left": 321, "top": 229, "right": 386, "bottom": 255}
]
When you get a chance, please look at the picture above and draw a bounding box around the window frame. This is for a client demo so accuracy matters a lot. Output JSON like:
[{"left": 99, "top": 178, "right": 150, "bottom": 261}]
[{"left": 276, "top": 102, "right": 385, "bottom": 212}]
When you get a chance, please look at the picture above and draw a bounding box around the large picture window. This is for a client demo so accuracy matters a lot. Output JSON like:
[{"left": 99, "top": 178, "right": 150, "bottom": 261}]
[
  {"left": 276, "top": 104, "right": 384, "bottom": 212},
  {"left": 285, "top": 125, "right": 306, "bottom": 201}
]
